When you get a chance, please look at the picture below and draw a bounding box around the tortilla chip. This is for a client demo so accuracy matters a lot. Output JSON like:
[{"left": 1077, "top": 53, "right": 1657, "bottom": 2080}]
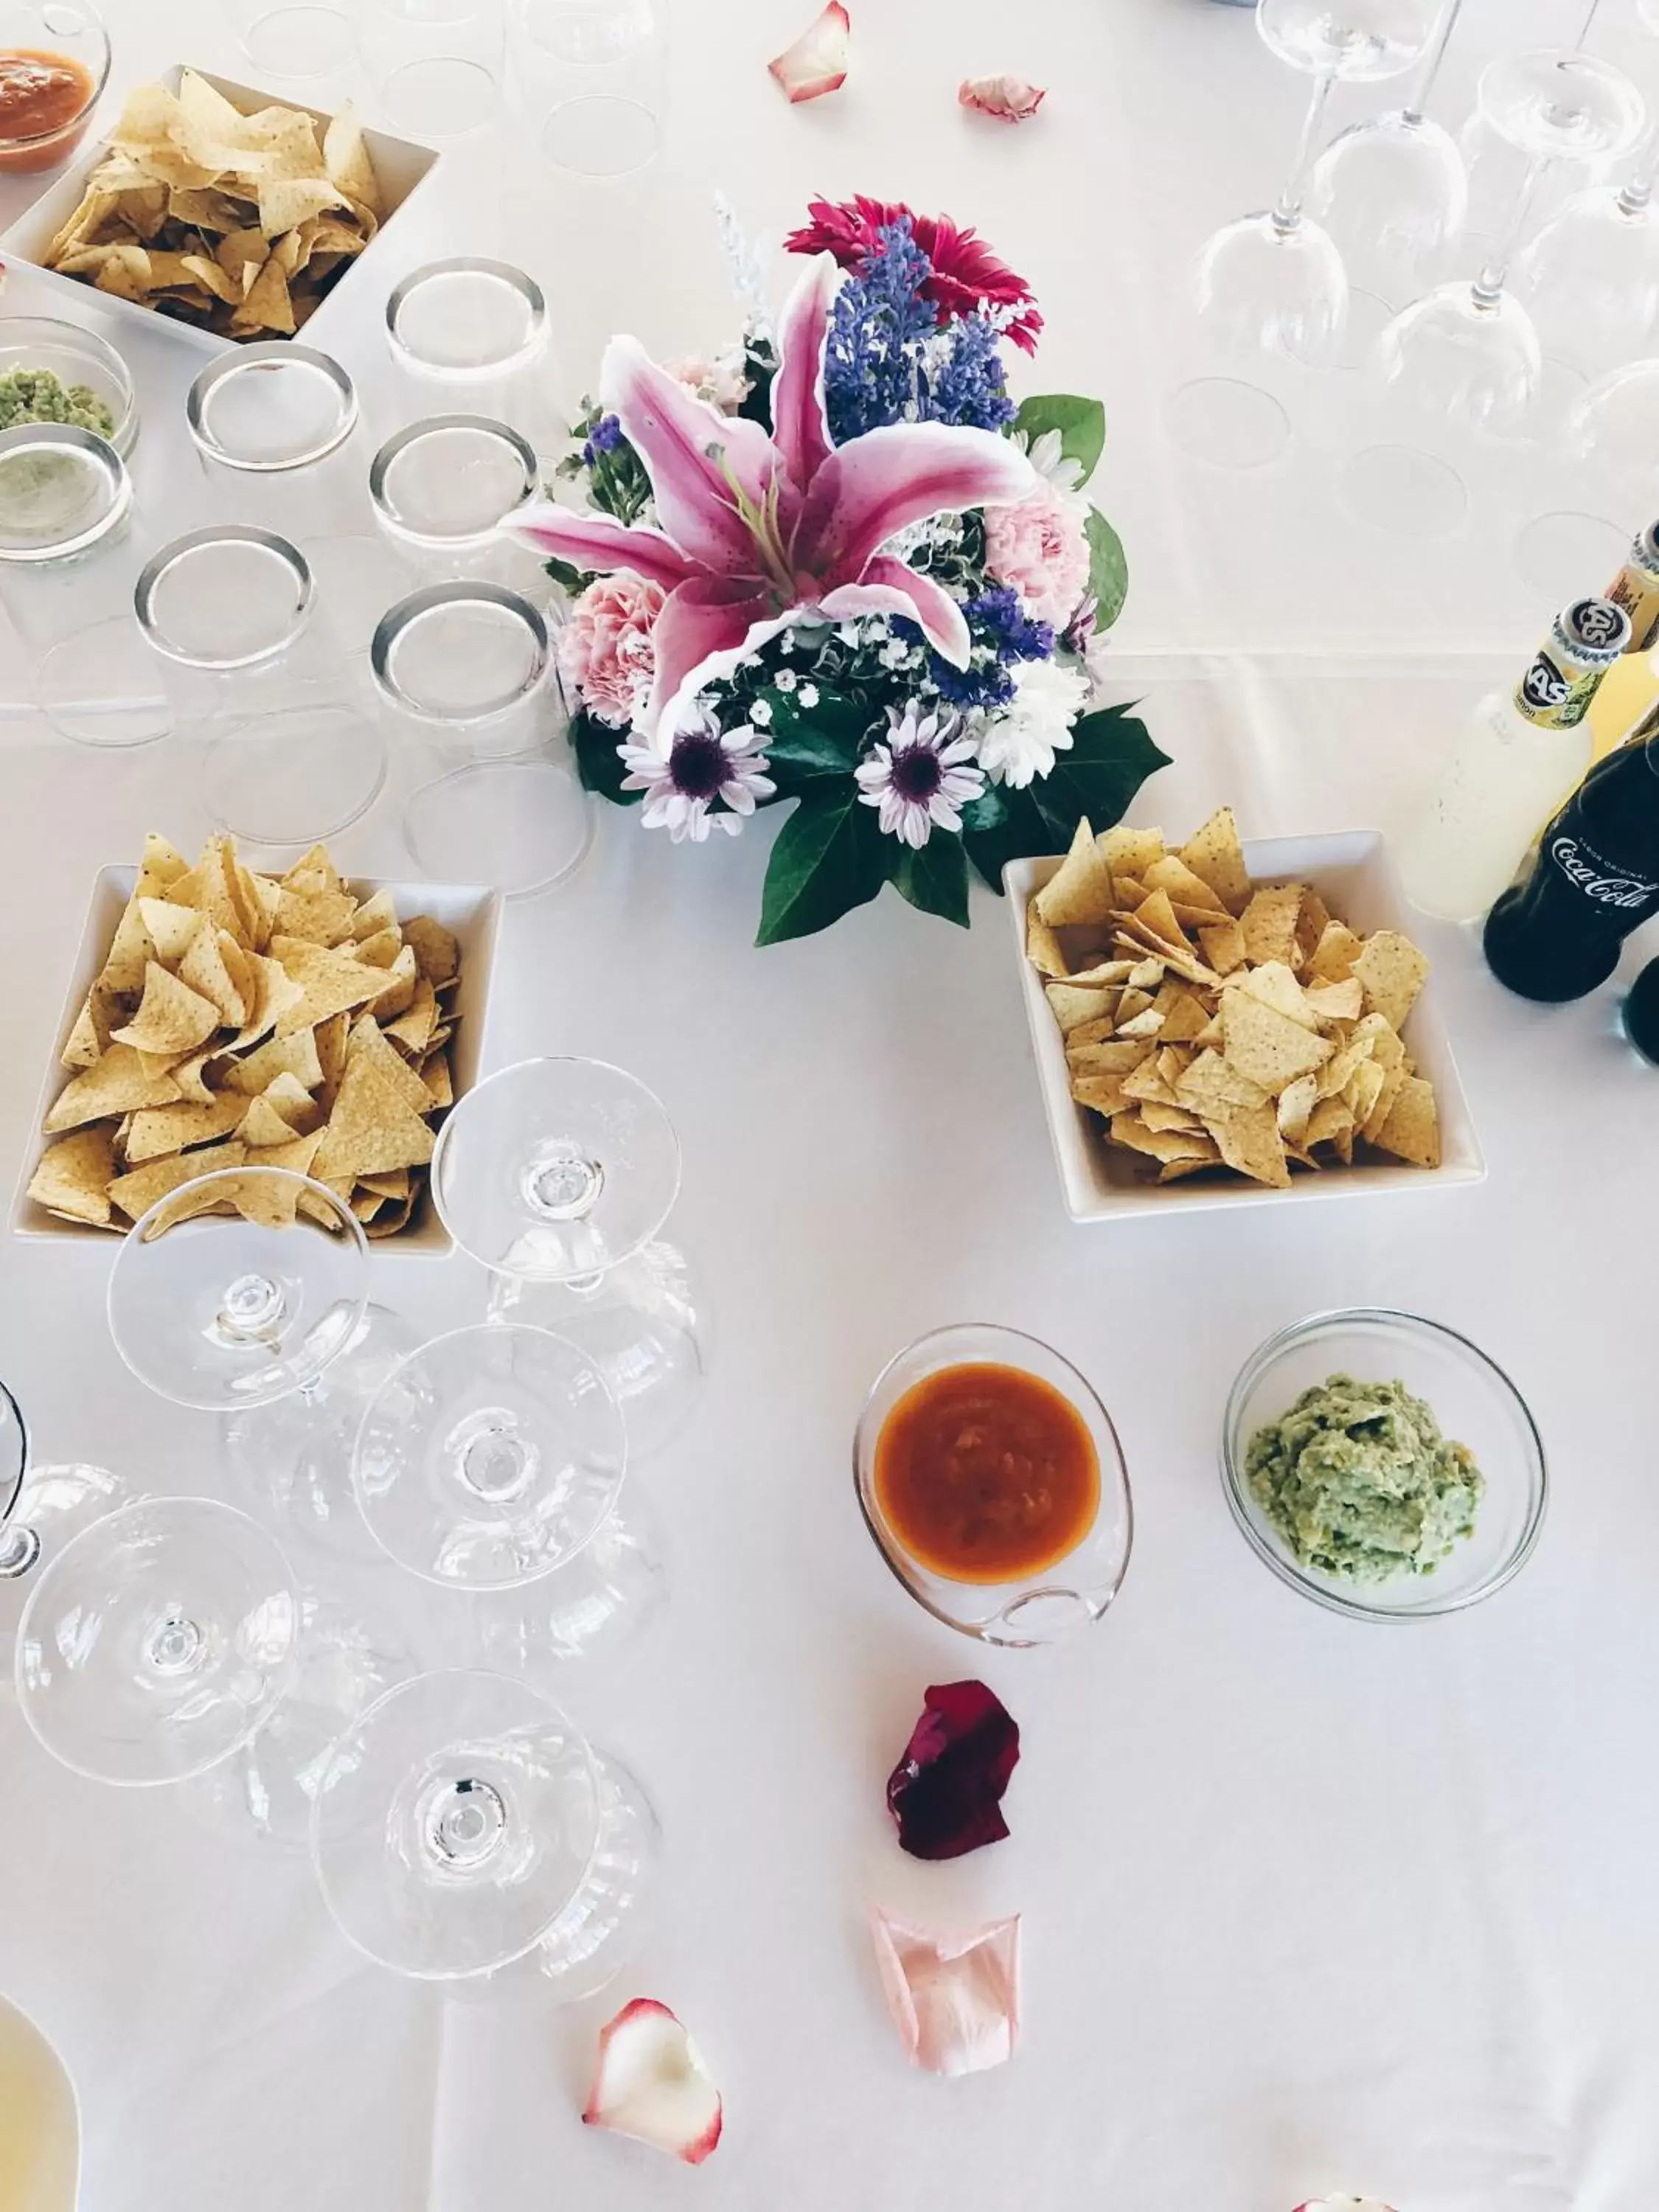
[
  {"left": 1046, "top": 982, "right": 1119, "bottom": 1034},
  {"left": 239, "top": 1092, "right": 305, "bottom": 1147},
  {"left": 1295, "top": 886, "right": 1332, "bottom": 961},
  {"left": 1234, "top": 960, "right": 1317, "bottom": 1030},
  {"left": 222, "top": 1028, "right": 324, "bottom": 1096},
  {"left": 1178, "top": 807, "right": 1253, "bottom": 915},
  {"left": 1064, "top": 959, "right": 1137, "bottom": 990},
  {"left": 1138, "top": 1102, "right": 1204, "bottom": 1134},
  {"left": 1036, "top": 818, "right": 1115, "bottom": 927},
  {"left": 98, "top": 897, "right": 156, "bottom": 995},
  {"left": 1099, "top": 824, "right": 1165, "bottom": 882},
  {"left": 1150, "top": 982, "right": 1211, "bottom": 1044},
  {"left": 1174, "top": 1048, "right": 1270, "bottom": 1119},
  {"left": 61, "top": 987, "right": 119, "bottom": 1070},
  {"left": 312, "top": 1051, "right": 436, "bottom": 1180},
  {"left": 136, "top": 896, "right": 204, "bottom": 964},
  {"left": 384, "top": 978, "right": 438, "bottom": 1057},
  {"left": 110, "top": 961, "right": 222, "bottom": 1057},
  {"left": 1207, "top": 1102, "right": 1291, "bottom": 1189},
  {"left": 1304, "top": 977, "right": 1364, "bottom": 1023},
  {"left": 232, "top": 254, "right": 295, "bottom": 334},
  {"left": 1130, "top": 888, "right": 1189, "bottom": 951},
  {"left": 125, "top": 1095, "right": 248, "bottom": 1164},
  {"left": 1239, "top": 884, "right": 1304, "bottom": 969},
  {"left": 1026, "top": 902, "right": 1068, "bottom": 979},
  {"left": 1109, "top": 1112, "right": 1216, "bottom": 1165},
  {"left": 27, "top": 1128, "right": 116, "bottom": 1226},
  {"left": 345, "top": 1017, "right": 433, "bottom": 1116},
  {"left": 1308, "top": 921, "right": 1363, "bottom": 982},
  {"left": 271, "top": 937, "right": 384, "bottom": 1037},
  {"left": 368, "top": 944, "right": 419, "bottom": 1021},
  {"left": 274, "top": 883, "right": 357, "bottom": 946},
  {"left": 1144, "top": 855, "right": 1228, "bottom": 917},
  {"left": 1276, "top": 1073, "right": 1320, "bottom": 1144},
  {"left": 1353, "top": 931, "right": 1429, "bottom": 1032},
  {"left": 108, "top": 1138, "right": 249, "bottom": 1224},
  {"left": 1070, "top": 1071, "right": 1135, "bottom": 1116},
  {"left": 1218, "top": 992, "right": 1333, "bottom": 1094},
  {"left": 1121, "top": 1054, "right": 1178, "bottom": 1106},
  {"left": 323, "top": 102, "right": 380, "bottom": 214},
  {"left": 422, "top": 1053, "right": 453, "bottom": 1109}
]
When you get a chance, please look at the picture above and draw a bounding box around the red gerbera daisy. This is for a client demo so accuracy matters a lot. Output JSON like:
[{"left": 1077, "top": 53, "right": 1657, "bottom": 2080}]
[{"left": 783, "top": 193, "right": 1044, "bottom": 355}]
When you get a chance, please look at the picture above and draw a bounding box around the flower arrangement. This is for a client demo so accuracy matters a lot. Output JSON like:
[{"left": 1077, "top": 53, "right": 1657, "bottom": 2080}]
[{"left": 513, "top": 195, "right": 1168, "bottom": 945}]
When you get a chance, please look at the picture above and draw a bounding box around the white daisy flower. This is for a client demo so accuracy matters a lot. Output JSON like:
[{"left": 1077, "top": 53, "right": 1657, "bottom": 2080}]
[
  {"left": 619, "top": 700, "right": 776, "bottom": 843},
  {"left": 975, "top": 658, "right": 1090, "bottom": 789},
  {"left": 1017, "top": 425, "right": 1088, "bottom": 500},
  {"left": 799, "top": 682, "right": 820, "bottom": 709},
  {"left": 855, "top": 702, "right": 985, "bottom": 849}
]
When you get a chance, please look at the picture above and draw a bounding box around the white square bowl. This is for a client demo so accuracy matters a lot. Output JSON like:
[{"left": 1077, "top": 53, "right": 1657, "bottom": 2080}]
[
  {"left": 11, "top": 870, "right": 500, "bottom": 1255},
  {"left": 0, "top": 65, "right": 441, "bottom": 359},
  {"left": 1005, "top": 830, "right": 1484, "bottom": 1223}
]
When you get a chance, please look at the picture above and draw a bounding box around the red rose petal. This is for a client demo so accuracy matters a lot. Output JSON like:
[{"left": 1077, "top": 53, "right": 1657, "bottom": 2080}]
[
  {"left": 958, "top": 74, "right": 1047, "bottom": 123},
  {"left": 886, "top": 1680, "right": 1020, "bottom": 1860}
]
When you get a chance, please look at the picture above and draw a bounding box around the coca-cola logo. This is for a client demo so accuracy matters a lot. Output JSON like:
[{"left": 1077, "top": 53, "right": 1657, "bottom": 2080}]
[{"left": 1549, "top": 835, "right": 1659, "bottom": 911}]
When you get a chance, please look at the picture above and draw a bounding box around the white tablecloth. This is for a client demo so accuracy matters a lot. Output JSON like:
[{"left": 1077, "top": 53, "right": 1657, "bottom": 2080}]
[{"left": 3, "top": 3, "right": 1659, "bottom": 2208}]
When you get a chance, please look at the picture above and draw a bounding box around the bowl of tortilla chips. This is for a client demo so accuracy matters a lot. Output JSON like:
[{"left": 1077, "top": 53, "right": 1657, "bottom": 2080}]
[
  {"left": 0, "top": 66, "right": 440, "bottom": 349},
  {"left": 1007, "top": 813, "right": 1484, "bottom": 1222}
]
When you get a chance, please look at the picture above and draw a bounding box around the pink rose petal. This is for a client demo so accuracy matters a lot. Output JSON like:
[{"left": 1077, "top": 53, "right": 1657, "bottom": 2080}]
[
  {"left": 959, "top": 74, "right": 1046, "bottom": 122},
  {"left": 584, "top": 1999, "right": 723, "bottom": 2165},
  {"left": 769, "top": 1, "right": 850, "bottom": 102},
  {"left": 871, "top": 1908, "right": 1020, "bottom": 2076}
]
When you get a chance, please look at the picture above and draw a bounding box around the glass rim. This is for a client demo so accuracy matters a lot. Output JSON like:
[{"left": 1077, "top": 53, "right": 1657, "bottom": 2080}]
[
  {"left": 369, "top": 579, "right": 549, "bottom": 723},
  {"left": 1219, "top": 1305, "right": 1549, "bottom": 1624},
  {"left": 0, "top": 1374, "right": 27, "bottom": 1533},
  {"left": 350, "top": 1318, "right": 628, "bottom": 1590},
  {"left": 384, "top": 257, "right": 548, "bottom": 378},
  {"left": 108, "top": 1168, "right": 370, "bottom": 1413},
  {"left": 429, "top": 1054, "right": 683, "bottom": 1276},
  {"left": 13, "top": 1493, "right": 301, "bottom": 1787},
  {"left": 0, "top": 8, "right": 110, "bottom": 147},
  {"left": 307, "top": 1666, "right": 604, "bottom": 1980},
  {"left": 134, "top": 524, "right": 312, "bottom": 669},
  {"left": 0, "top": 420, "right": 129, "bottom": 563},
  {"left": 852, "top": 1321, "right": 1135, "bottom": 1644},
  {"left": 369, "top": 414, "right": 540, "bottom": 549},
  {"left": 186, "top": 342, "right": 358, "bottom": 473}
]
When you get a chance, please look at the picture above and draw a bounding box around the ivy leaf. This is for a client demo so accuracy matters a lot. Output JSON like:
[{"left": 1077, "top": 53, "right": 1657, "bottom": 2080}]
[
  {"left": 961, "top": 703, "right": 1169, "bottom": 892},
  {"left": 1085, "top": 509, "right": 1129, "bottom": 633},
  {"left": 757, "top": 788, "right": 894, "bottom": 946},
  {"left": 1013, "top": 394, "right": 1106, "bottom": 484},
  {"left": 543, "top": 555, "right": 588, "bottom": 597},
  {"left": 569, "top": 707, "right": 641, "bottom": 806},
  {"left": 891, "top": 835, "right": 970, "bottom": 928}
]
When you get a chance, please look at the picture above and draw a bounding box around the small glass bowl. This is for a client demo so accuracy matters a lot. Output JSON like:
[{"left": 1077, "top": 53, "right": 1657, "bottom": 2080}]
[
  {"left": 0, "top": 315, "right": 136, "bottom": 453},
  {"left": 1221, "top": 1309, "right": 1547, "bottom": 1622},
  {"left": 854, "top": 1323, "right": 1133, "bottom": 1648},
  {"left": 0, "top": 3, "right": 110, "bottom": 175}
]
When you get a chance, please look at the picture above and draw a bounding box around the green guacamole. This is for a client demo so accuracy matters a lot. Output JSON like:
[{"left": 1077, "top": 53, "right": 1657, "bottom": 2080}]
[
  {"left": 1245, "top": 1373, "right": 1484, "bottom": 1586},
  {"left": 0, "top": 367, "right": 116, "bottom": 439}
]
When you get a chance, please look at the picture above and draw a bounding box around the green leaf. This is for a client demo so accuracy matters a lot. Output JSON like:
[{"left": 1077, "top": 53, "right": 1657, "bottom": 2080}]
[
  {"left": 569, "top": 708, "right": 641, "bottom": 806},
  {"left": 1085, "top": 509, "right": 1129, "bottom": 633},
  {"left": 891, "top": 834, "right": 970, "bottom": 928},
  {"left": 761, "top": 691, "right": 873, "bottom": 794},
  {"left": 543, "top": 556, "right": 588, "bottom": 596},
  {"left": 961, "top": 703, "right": 1169, "bottom": 892},
  {"left": 1014, "top": 394, "right": 1106, "bottom": 484},
  {"left": 756, "top": 789, "right": 895, "bottom": 946}
]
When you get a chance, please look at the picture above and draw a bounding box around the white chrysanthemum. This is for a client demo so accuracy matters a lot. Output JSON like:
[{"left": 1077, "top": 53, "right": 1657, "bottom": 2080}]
[
  {"left": 1018, "top": 425, "right": 1088, "bottom": 499},
  {"left": 855, "top": 702, "right": 985, "bottom": 848},
  {"left": 619, "top": 700, "right": 776, "bottom": 843},
  {"left": 975, "top": 658, "right": 1090, "bottom": 788}
]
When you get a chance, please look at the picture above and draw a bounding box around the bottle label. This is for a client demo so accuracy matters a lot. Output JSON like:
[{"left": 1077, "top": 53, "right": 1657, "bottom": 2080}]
[
  {"left": 1548, "top": 832, "right": 1659, "bottom": 914},
  {"left": 1516, "top": 651, "right": 1597, "bottom": 728}
]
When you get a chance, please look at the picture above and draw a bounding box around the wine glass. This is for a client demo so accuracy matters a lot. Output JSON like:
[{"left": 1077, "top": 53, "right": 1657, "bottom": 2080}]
[
  {"left": 506, "top": 0, "right": 666, "bottom": 181},
  {"left": 431, "top": 1058, "right": 712, "bottom": 1459},
  {"left": 1169, "top": 0, "right": 1439, "bottom": 468},
  {"left": 1307, "top": 0, "right": 1469, "bottom": 301},
  {"left": 370, "top": 582, "right": 594, "bottom": 900},
  {"left": 309, "top": 1669, "right": 662, "bottom": 1997},
  {"left": 1347, "top": 48, "right": 1646, "bottom": 532},
  {"left": 0, "top": 1376, "right": 125, "bottom": 1688},
  {"left": 105, "top": 1167, "right": 420, "bottom": 1559},
  {"left": 1565, "top": 359, "right": 1659, "bottom": 509}
]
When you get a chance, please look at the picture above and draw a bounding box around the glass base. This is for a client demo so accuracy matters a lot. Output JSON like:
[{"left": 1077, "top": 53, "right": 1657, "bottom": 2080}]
[
  {"left": 1512, "top": 510, "right": 1629, "bottom": 605},
  {"left": 36, "top": 617, "right": 171, "bottom": 748},
  {"left": 225, "top": 1304, "right": 421, "bottom": 1559},
  {"left": 240, "top": 3, "right": 356, "bottom": 77},
  {"left": 540, "top": 97, "right": 661, "bottom": 178},
  {"left": 1340, "top": 444, "right": 1469, "bottom": 538},
  {"left": 1164, "top": 376, "right": 1292, "bottom": 469},
  {"left": 529, "top": 1750, "right": 658, "bottom": 2002},
  {"left": 382, "top": 57, "right": 499, "bottom": 138},
  {"left": 456, "top": 1494, "right": 671, "bottom": 1676},
  {"left": 488, "top": 1242, "right": 711, "bottom": 1462},
  {"left": 403, "top": 756, "right": 593, "bottom": 897},
  {"left": 202, "top": 700, "right": 388, "bottom": 849},
  {"left": 0, "top": 1461, "right": 125, "bottom": 1687}
]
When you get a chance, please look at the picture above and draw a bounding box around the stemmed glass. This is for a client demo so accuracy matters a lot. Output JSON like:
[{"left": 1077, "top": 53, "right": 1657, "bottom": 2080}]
[
  {"left": 431, "top": 1057, "right": 712, "bottom": 1461},
  {"left": 505, "top": 0, "right": 667, "bottom": 181},
  {"left": 1347, "top": 46, "right": 1646, "bottom": 534},
  {"left": 105, "top": 1167, "right": 420, "bottom": 1560},
  {"left": 1307, "top": 0, "right": 1469, "bottom": 302},
  {"left": 1565, "top": 360, "right": 1659, "bottom": 512},
  {"left": 0, "top": 1376, "right": 123, "bottom": 1686},
  {"left": 1169, "top": 0, "right": 1439, "bottom": 468},
  {"left": 1516, "top": 137, "right": 1659, "bottom": 375},
  {"left": 352, "top": 1320, "right": 667, "bottom": 1670},
  {"left": 309, "top": 1669, "right": 662, "bottom": 1999}
]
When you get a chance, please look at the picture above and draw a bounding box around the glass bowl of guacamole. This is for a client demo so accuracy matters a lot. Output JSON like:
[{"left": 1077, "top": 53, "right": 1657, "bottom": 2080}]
[
  {"left": 0, "top": 316, "right": 135, "bottom": 455},
  {"left": 1221, "top": 1310, "right": 1546, "bottom": 1620}
]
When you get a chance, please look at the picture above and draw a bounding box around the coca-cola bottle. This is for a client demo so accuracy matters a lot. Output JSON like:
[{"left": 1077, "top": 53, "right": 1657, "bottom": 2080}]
[
  {"left": 1482, "top": 733, "right": 1659, "bottom": 1002},
  {"left": 1624, "top": 954, "right": 1659, "bottom": 1065}
]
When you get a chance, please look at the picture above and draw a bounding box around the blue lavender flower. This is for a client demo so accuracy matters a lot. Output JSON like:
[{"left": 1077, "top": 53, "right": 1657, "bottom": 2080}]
[
  {"left": 822, "top": 218, "right": 1015, "bottom": 442},
  {"left": 583, "top": 411, "right": 625, "bottom": 465},
  {"left": 897, "top": 585, "right": 1054, "bottom": 709}
]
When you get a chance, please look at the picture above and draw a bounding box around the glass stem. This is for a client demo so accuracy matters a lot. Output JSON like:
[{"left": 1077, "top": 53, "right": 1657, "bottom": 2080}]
[
  {"left": 1273, "top": 70, "right": 1338, "bottom": 233},
  {"left": 1575, "top": 0, "right": 1603, "bottom": 49},
  {"left": 1402, "top": 0, "right": 1467, "bottom": 127},
  {"left": 1618, "top": 132, "right": 1658, "bottom": 216},
  {"left": 1473, "top": 156, "right": 1546, "bottom": 305}
]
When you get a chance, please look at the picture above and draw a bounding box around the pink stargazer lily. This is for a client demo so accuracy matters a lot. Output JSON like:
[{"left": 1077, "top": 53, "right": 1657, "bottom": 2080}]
[{"left": 508, "top": 254, "right": 1037, "bottom": 746}]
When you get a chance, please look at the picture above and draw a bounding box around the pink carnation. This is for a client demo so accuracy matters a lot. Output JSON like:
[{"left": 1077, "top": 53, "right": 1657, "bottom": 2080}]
[
  {"left": 983, "top": 482, "right": 1091, "bottom": 631},
  {"left": 560, "top": 572, "right": 666, "bottom": 728}
]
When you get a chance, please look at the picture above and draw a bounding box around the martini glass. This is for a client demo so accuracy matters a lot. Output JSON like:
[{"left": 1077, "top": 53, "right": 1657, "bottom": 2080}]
[
  {"left": 106, "top": 1167, "right": 419, "bottom": 1560},
  {"left": 1169, "top": 0, "right": 1438, "bottom": 467},
  {"left": 310, "top": 1669, "right": 662, "bottom": 1997},
  {"left": 431, "top": 1058, "right": 712, "bottom": 1460},
  {"left": 0, "top": 1377, "right": 125, "bottom": 1690}
]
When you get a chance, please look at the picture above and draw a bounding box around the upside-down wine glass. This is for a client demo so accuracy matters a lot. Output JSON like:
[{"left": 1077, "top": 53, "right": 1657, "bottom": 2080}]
[
  {"left": 1307, "top": 0, "right": 1469, "bottom": 302},
  {"left": 431, "top": 1058, "right": 712, "bottom": 1463},
  {"left": 1347, "top": 46, "right": 1647, "bottom": 535},
  {"left": 0, "top": 1375, "right": 124, "bottom": 1691},
  {"left": 352, "top": 1320, "right": 669, "bottom": 1674},
  {"left": 310, "top": 1669, "right": 663, "bottom": 2000},
  {"left": 1168, "top": 0, "right": 1439, "bottom": 469},
  {"left": 106, "top": 1167, "right": 422, "bottom": 1561}
]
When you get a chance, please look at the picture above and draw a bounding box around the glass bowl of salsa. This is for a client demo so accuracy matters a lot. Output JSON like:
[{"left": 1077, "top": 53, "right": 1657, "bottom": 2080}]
[
  {"left": 855, "top": 1324, "right": 1133, "bottom": 1646},
  {"left": 0, "top": 4, "right": 109, "bottom": 175}
]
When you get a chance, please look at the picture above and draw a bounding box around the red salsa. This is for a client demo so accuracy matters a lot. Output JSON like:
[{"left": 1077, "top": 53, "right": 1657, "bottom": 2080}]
[{"left": 0, "top": 51, "right": 97, "bottom": 173}]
